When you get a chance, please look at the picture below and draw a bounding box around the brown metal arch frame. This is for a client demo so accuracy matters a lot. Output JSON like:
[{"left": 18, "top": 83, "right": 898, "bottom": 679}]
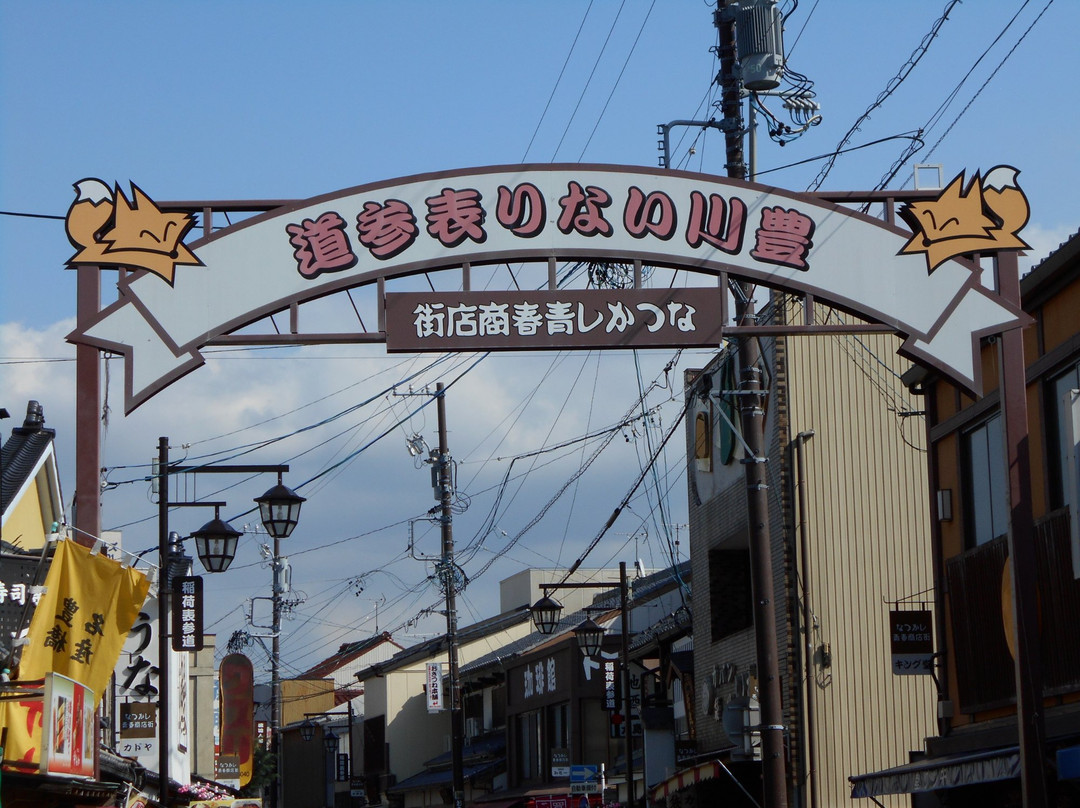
[{"left": 67, "top": 166, "right": 1027, "bottom": 415}]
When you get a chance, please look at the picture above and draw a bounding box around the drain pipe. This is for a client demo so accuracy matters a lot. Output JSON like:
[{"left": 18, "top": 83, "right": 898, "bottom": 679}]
[{"left": 794, "top": 430, "right": 819, "bottom": 808}]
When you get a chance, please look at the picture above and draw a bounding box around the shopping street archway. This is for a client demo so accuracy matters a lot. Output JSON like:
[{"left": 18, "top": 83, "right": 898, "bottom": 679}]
[{"left": 67, "top": 163, "right": 1029, "bottom": 414}]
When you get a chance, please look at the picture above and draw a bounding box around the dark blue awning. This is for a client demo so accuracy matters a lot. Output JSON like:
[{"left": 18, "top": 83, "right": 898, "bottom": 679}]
[
  {"left": 850, "top": 746, "right": 1020, "bottom": 798},
  {"left": 387, "top": 760, "right": 501, "bottom": 794}
]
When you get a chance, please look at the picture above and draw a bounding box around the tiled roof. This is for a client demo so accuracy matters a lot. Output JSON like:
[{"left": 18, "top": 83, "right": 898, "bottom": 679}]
[
  {"left": 1, "top": 401, "right": 56, "bottom": 519},
  {"left": 354, "top": 606, "right": 532, "bottom": 681},
  {"left": 301, "top": 631, "right": 397, "bottom": 678},
  {"left": 461, "top": 561, "right": 692, "bottom": 675}
]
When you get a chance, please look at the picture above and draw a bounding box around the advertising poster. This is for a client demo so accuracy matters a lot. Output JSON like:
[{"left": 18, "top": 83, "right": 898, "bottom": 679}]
[{"left": 39, "top": 672, "right": 95, "bottom": 778}]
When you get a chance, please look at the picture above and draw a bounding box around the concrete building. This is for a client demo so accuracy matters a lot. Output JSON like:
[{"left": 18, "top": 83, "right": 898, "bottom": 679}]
[{"left": 666, "top": 312, "right": 937, "bottom": 806}]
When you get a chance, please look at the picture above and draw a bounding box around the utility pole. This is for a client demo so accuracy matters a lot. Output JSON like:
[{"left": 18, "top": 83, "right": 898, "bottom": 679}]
[
  {"left": 157, "top": 438, "right": 174, "bottom": 808},
  {"left": 271, "top": 535, "right": 285, "bottom": 808},
  {"left": 715, "top": 3, "right": 789, "bottom": 807},
  {"left": 435, "top": 383, "right": 466, "bottom": 808}
]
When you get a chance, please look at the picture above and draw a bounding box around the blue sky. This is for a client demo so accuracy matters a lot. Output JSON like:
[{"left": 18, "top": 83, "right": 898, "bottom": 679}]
[{"left": 1, "top": 0, "right": 1075, "bottom": 674}]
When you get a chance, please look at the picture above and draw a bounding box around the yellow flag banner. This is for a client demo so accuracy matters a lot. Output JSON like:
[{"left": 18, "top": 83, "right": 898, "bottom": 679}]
[
  {"left": 18, "top": 539, "right": 150, "bottom": 705},
  {"left": 3, "top": 540, "right": 150, "bottom": 771}
]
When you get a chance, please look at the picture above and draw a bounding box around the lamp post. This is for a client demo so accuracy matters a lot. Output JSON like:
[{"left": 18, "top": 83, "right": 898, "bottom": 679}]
[
  {"left": 154, "top": 439, "right": 302, "bottom": 808},
  {"left": 254, "top": 472, "right": 306, "bottom": 808},
  {"left": 323, "top": 728, "right": 340, "bottom": 808},
  {"left": 530, "top": 562, "right": 641, "bottom": 808},
  {"left": 300, "top": 710, "right": 354, "bottom": 808}
]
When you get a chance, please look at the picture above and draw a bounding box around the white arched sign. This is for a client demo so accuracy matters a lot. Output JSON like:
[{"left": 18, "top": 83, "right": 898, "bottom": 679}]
[{"left": 66, "top": 164, "right": 1028, "bottom": 412}]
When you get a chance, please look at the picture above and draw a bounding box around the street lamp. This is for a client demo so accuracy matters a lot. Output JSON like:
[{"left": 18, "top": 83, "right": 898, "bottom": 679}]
[
  {"left": 530, "top": 594, "right": 563, "bottom": 635},
  {"left": 154, "top": 438, "right": 299, "bottom": 808},
  {"left": 323, "top": 728, "right": 340, "bottom": 808},
  {"left": 300, "top": 714, "right": 346, "bottom": 808},
  {"left": 191, "top": 506, "right": 243, "bottom": 572},
  {"left": 529, "top": 562, "right": 642, "bottom": 808},
  {"left": 254, "top": 472, "right": 306, "bottom": 539},
  {"left": 323, "top": 726, "right": 340, "bottom": 756},
  {"left": 572, "top": 616, "right": 606, "bottom": 658}
]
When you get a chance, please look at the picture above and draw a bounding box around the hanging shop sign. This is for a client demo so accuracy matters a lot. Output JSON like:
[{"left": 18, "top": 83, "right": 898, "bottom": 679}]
[
  {"left": 219, "top": 653, "right": 255, "bottom": 788},
  {"left": 40, "top": 672, "right": 95, "bottom": 778},
  {"left": 119, "top": 702, "right": 157, "bottom": 739},
  {"left": 171, "top": 575, "right": 204, "bottom": 652},
  {"left": 889, "top": 610, "right": 934, "bottom": 675},
  {"left": 67, "top": 165, "right": 1031, "bottom": 412}
]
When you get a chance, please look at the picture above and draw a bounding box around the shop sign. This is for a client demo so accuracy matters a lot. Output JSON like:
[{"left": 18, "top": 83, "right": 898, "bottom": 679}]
[
  {"left": 889, "top": 610, "right": 934, "bottom": 675},
  {"left": 219, "top": 653, "right": 255, "bottom": 787},
  {"left": 114, "top": 601, "right": 192, "bottom": 782},
  {"left": 427, "top": 662, "right": 444, "bottom": 712},
  {"left": 523, "top": 655, "right": 557, "bottom": 700},
  {"left": 510, "top": 650, "right": 573, "bottom": 705},
  {"left": 675, "top": 740, "right": 698, "bottom": 766},
  {"left": 551, "top": 747, "right": 570, "bottom": 778},
  {"left": 40, "top": 672, "right": 95, "bottom": 778},
  {"left": 385, "top": 288, "right": 723, "bottom": 353},
  {"left": 0, "top": 557, "right": 41, "bottom": 644},
  {"left": 217, "top": 754, "right": 240, "bottom": 782},
  {"left": 120, "top": 702, "right": 157, "bottom": 739},
  {"left": 351, "top": 776, "right": 367, "bottom": 799},
  {"left": 172, "top": 575, "right": 204, "bottom": 651},
  {"left": 602, "top": 658, "right": 617, "bottom": 710}
]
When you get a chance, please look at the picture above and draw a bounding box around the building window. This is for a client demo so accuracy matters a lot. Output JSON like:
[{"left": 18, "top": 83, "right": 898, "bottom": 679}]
[
  {"left": 546, "top": 702, "right": 569, "bottom": 772},
  {"left": 708, "top": 548, "right": 753, "bottom": 641},
  {"left": 516, "top": 709, "right": 542, "bottom": 782},
  {"left": 1048, "top": 362, "right": 1080, "bottom": 510},
  {"left": 962, "top": 413, "right": 1008, "bottom": 546},
  {"left": 695, "top": 407, "right": 713, "bottom": 472}
]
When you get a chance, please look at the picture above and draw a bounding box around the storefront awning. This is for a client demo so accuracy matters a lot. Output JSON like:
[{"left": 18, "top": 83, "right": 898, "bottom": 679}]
[
  {"left": 387, "top": 760, "right": 500, "bottom": 794},
  {"left": 652, "top": 760, "right": 722, "bottom": 801},
  {"left": 849, "top": 746, "right": 1020, "bottom": 798},
  {"left": 468, "top": 799, "right": 523, "bottom": 808}
]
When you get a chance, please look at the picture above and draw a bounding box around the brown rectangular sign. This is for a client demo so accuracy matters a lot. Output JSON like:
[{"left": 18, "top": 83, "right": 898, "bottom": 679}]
[
  {"left": 889, "top": 609, "right": 934, "bottom": 676},
  {"left": 385, "top": 288, "right": 725, "bottom": 352}
]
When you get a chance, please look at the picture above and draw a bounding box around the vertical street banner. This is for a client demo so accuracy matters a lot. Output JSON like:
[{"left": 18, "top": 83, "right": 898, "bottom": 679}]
[
  {"left": 0, "top": 539, "right": 149, "bottom": 770},
  {"left": 172, "top": 575, "right": 204, "bottom": 652},
  {"left": 219, "top": 653, "right": 255, "bottom": 788},
  {"left": 113, "top": 601, "right": 193, "bottom": 782},
  {"left": 426, "top": 663, "right": 444, "bottom": 712}
]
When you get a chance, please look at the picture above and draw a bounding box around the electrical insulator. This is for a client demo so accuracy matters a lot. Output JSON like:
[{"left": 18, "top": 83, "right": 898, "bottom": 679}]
[{"left": 734, "top": 0, "right": 785, "bottom": 91}]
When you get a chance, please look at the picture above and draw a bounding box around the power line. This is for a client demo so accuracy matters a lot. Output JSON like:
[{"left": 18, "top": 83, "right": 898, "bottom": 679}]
[{"left": 807, "top": 0, "right": 961, "bottom": 191}]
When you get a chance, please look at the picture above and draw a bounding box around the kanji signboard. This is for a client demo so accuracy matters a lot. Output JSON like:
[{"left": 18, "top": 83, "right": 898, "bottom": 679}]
[
  {"left": 171, "top": 575, "right": 204, "bottom": 652},
  {"left": 68, "top": 164, "right": 1030, "bottom": 413},
  {"left": 889, "top": 609, "right": 934, "bottom": 676}
]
